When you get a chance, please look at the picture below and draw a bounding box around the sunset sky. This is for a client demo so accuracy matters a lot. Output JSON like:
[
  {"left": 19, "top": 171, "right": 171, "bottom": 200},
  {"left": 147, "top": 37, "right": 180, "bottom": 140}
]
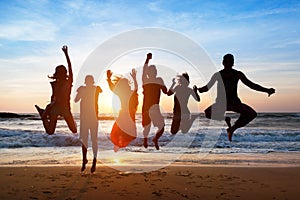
[{"left": 0, "top": 0, "right": 299, "bottom": 113}]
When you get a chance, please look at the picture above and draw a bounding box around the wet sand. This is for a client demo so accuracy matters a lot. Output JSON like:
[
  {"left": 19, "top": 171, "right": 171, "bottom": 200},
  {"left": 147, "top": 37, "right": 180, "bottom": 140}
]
[{"left": 0, "top": 165, "right": 299, "bottom": 200}]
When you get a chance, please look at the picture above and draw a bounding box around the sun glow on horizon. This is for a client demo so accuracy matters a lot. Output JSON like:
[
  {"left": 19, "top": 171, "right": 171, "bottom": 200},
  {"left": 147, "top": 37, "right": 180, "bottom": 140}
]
[{"left": 113, "top": 158, "right": 122, "bottom": 165}]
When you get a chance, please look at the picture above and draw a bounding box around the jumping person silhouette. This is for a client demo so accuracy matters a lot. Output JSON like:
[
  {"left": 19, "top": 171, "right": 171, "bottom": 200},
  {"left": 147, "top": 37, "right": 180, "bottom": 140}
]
[
  {"left": 107, "top": 69, "right": 138, "bottom": 152},
  {"left": 75, "top": 75, "right": 102, "bottom": 173},
  {"left": 196, "top": 54, "right": 275, "bottom": 141},
  {"left": 167, "top": 73, "right": 200, "bottom": 134},
  {"left": 35, "top": 45, "right": 77, "bottom": 135},
  {"left": 142, "top": 53, "right": 167, "bottom": 150}
]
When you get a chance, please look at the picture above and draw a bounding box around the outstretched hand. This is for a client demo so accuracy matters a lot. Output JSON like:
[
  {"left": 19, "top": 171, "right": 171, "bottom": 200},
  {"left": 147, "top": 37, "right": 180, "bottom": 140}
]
[
  {"left": 130, "top": 68, "right": 137, "bottom": 79},
  {"left": 147, "top": 53, "right": 152, "bottom": 60},
  {"left": 172, "top": 78, "right": 176, "bottom": 84},
  {"left": 267, "top": 88, "right": 275, "bottom": 97},
  {"left": 106, "top": 70, "right": 113, "bottom": 79},
  {"left": 62, "top": 45, "right": 68, "bottom": 54}
]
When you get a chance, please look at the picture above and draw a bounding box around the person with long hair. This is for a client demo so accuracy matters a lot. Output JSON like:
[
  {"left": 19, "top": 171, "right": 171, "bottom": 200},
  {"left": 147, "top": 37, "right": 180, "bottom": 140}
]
[
  {"left": 35, "top": 45, "right": 77, "bottom": 135},
  {"left": 106, "top": 69, "right": 138, "bottom": 152},
  {"left": 167, "top": 73, "right": 200, "bottom": 134}
]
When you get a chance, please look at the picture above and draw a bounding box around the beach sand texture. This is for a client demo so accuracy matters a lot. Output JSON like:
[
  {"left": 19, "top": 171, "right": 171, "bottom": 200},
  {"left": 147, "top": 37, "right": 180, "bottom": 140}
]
[{"left": 1, "top": 165, "right": 299, "bottom": 200}]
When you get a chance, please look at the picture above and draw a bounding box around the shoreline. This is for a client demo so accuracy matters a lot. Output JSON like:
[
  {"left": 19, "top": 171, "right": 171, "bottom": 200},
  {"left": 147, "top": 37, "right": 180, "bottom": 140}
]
[{"left": 1, "top": 151, "right": 300, "bottom": 168}]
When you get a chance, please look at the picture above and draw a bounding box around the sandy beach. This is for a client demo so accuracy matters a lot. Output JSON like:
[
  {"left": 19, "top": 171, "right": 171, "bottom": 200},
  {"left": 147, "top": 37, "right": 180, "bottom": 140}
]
[
  {"left": 1, "top": 164, "right": 299, "bottom": 200},
  {"left": 1, "top": 113, "right": 299, "bottom": 199}
]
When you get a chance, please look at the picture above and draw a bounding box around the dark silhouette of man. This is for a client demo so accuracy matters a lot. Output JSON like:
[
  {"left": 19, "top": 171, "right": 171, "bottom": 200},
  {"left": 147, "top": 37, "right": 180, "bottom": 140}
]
[
  {"left": 75, "top": 75, "right": 102, "bottom": 173},
  {"left": 196, "top": 54, "right": 275, "bottom": 141}
]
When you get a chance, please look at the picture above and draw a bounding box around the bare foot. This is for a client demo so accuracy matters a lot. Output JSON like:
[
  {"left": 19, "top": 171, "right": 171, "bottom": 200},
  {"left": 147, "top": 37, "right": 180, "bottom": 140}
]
[
  {"left": 143, "top": 138, "right": 148, "bottom": 148},
  {"left": 152, "top": 137, "right": 159, "bottom": 150},
  {"left": 91, "top": 158, "right": 96, "bottom": 173},
  {"left": 114, "top": 145, "right": 120, "bottom": 152},
  {"left": 35, "top": 105, "right": 45, "bottom": 118},
  {"left": 225, "top": 117, "right": 231, "bottom": 128},
  {"left": 81, "top": 159, "right": 88, "bottom": 172},
  {"left": 226, "top": 127, "right": 233, "bottom": 142}
]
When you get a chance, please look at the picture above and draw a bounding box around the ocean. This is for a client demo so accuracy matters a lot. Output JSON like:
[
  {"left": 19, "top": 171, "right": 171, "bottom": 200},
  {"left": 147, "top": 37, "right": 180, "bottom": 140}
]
[{"left": 0, "top": 113, "right": 300, "bottom": 171}]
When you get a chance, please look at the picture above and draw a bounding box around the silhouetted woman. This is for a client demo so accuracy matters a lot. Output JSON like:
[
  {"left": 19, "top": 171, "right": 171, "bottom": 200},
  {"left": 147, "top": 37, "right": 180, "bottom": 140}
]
[
  {"left": 35, "top": 45, "right": 77, "bottom": 135},
  {"left": 167, "top": 73, "right": 200, "bottom": 134},
  {"left": 106, "top": 69, "right": 138, "bottom": 151}
]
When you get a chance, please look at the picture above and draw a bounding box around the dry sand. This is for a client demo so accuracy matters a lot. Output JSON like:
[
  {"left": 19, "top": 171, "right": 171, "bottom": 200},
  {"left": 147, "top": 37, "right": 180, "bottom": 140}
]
[{"left": 0, "top": 165, "right": 299, "bottom": 200}]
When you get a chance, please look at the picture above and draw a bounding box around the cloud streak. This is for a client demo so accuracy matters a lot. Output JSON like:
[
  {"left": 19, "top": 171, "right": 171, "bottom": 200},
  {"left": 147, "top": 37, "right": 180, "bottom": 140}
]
[{"left": 0, "top": 20, "right": 57, "bottom": 41}]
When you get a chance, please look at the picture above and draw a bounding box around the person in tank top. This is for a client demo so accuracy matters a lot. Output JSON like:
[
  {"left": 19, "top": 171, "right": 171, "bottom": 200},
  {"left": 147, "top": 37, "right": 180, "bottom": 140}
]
[{"left": 35, "top": 45, "right": 77, "bottom": 135}]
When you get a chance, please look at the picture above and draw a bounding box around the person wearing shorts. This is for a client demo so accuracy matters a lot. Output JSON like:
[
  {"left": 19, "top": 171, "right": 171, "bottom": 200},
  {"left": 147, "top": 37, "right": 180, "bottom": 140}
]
[
  {"left": 142, "top": 53, "right": 167, "bottom": 150},
  {"left": 196, "top": 54, "right": 275, "bottom": 141}
]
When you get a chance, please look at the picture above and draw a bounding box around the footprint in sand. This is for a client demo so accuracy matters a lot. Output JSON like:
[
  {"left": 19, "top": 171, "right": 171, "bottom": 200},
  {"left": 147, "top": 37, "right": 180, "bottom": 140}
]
[
  {"left": 176, "top": 171, "right": 192, "bottom": 177},
  {"left": 42, "top": 191, "right": 52, "bottom": 194},
  {"left": 152, "top": 190, "right": 162, "bottom": 197}
]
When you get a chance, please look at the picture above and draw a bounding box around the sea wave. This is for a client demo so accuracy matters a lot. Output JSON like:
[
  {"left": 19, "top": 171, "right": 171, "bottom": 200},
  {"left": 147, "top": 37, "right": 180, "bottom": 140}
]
[
  {"left": 0, "top": 128, "right": 81, "bottom": 148},
  {"left": 0, "top": 113, "right": 300, "bottom": 153},
  {"left": 2, "top": 127, "right": 299, "bottom": 153}
]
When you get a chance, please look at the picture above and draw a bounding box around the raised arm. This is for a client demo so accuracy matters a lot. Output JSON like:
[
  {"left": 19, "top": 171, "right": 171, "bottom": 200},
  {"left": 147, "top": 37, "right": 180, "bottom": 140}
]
[
  {"left": 62, "top": 45, "right": 73, "bottom": 83},
  {"left": 142, "top": 53, "right": 152, "bottom": 83},
  {"left": 197, "top": 72, "right": 218, "bottom": 93},
  {"left": 192, "top": 85, "right": 200, "bottom": 102},
  {"left": 167, "top": 78, "right": 176, "bottom": 96},
  {"left": 239, "top": 72, "right": 275, "bottom": 96},
  {"left": 106, "top": 70, "right": 115, "bottom": 91},
  {"left": 130, "top": 68, "right": 138, "bottom": 91}
]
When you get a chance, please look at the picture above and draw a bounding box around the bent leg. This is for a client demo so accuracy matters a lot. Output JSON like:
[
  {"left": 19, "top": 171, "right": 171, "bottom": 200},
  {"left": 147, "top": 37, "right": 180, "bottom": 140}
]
[
  {"left": 42, "top": 104, "right": 52, "bottom": 119},
  {"left": 45, "top": 114, "right": 58, "bottom": 135},
  {"left": 35, "top": 105, "right": 53, "bottom": 134},
  {"left": 149, "top": 105, "right": 165, "bottom": 150},
  {"left": 231, "top": 103, "right": 257, "bottom": 129},
  {"left": 180, "top": 114, "right": 189, "bottom": 134},
  {"left": 227, "top": 103, "right": 257, "bottom": 142},
  {"left": 170, "top": 112, "right": 181, "bottom": 134},
  {"left": 205, "top": 103, "right": 226, "bottom": 121},
  {"left": 143, "top": 124, "right": 151, "bottom": 148},
  {"left": 64, "top": 115, "right": 77, "bottom": 133},
  {"left": 142, "top": 109, "right": 151, "bottom": 148},
  {"left": 180, "top": 111, "right": 200, "bottom": 134},
  {"left": 153, "top": 126, "right": 164, "bottom": 150},
  {"left": 204, "top": 105, "right": 212, "bottom": 119}
]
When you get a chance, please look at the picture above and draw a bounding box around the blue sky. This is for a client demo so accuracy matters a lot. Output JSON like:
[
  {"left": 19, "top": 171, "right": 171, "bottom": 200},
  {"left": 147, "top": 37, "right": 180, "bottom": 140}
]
[{"left": 0, "top": 0, "right": 299, "bottom": 112}]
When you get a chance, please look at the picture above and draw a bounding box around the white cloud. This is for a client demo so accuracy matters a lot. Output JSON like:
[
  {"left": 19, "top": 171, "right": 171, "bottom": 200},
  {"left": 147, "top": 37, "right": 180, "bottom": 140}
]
[
  {"left": 147, "top": 1, "right": 164, "bottom": 12},
  {"left": 63, "top": 0, "right": 84, "bottom": 11},
  {"left": 0, "top": 20, "right": 57, "bottom": 41},
  {"left": 232, "top": 7, "right": 300, "bottom": 20},
  {"left": 269, "top": 40, "right": 300, "bottom": 49}
]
